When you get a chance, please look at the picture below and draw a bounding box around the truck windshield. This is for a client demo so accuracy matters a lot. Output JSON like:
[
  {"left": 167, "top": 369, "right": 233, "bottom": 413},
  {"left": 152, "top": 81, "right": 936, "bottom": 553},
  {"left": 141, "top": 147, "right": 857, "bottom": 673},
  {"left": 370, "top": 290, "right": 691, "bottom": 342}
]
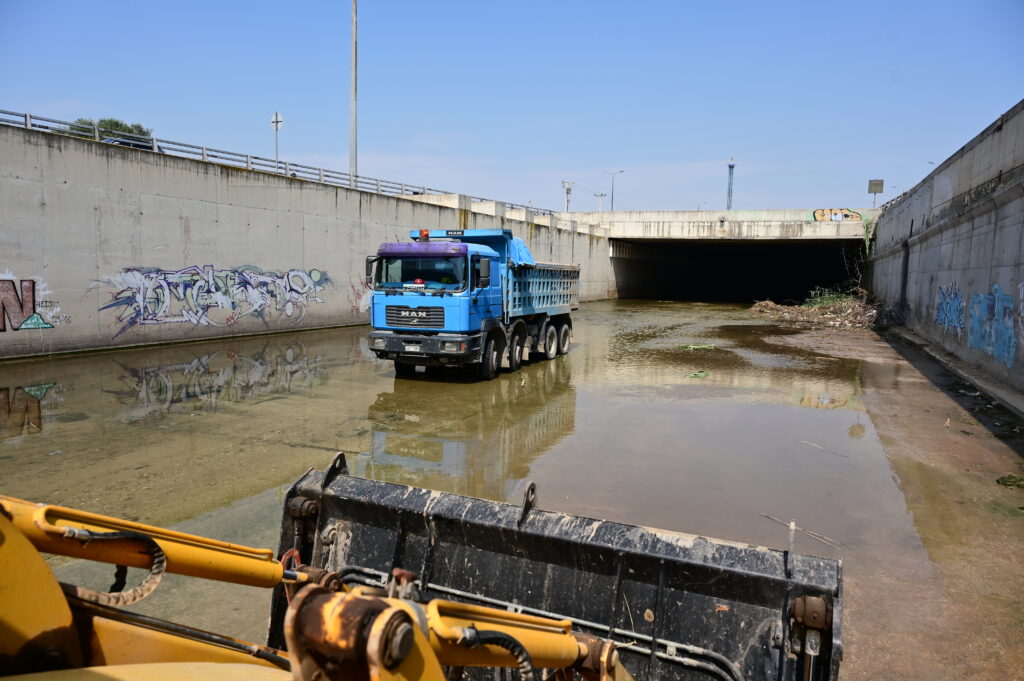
[{"left": 376, "top": 256, "right": 467, "bottom": 291}]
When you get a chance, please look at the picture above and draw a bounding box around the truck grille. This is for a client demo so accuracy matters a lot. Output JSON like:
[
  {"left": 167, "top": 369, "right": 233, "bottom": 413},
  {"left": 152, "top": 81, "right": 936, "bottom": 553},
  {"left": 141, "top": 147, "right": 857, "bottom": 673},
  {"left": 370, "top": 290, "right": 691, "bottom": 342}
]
[{"left": 385, "top": 306, "right": 445, "bottom": 328}]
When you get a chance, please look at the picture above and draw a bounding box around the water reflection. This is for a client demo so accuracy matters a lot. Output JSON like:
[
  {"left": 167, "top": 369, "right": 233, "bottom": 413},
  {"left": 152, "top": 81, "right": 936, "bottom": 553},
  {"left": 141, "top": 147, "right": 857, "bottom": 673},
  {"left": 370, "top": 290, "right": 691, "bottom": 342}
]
[
  {"left": 574, "top": 301, "right": 866, "bottom": 410},
  {"left": 353, "top": 358, "right": 575, "bottom": 501},
  {"left": 104, "top": 342, "right": 326, "bottom": 421},
  {"left": 1, "top": 383, "right": 60, "bottom": 442}
]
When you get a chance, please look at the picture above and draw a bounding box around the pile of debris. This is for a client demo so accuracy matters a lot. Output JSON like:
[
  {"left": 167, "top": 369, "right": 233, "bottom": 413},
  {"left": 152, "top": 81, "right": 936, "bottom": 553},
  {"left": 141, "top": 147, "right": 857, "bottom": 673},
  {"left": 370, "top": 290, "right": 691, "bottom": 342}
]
[{"left": 751, "top": 297, "right": 879, "bottom": 329}]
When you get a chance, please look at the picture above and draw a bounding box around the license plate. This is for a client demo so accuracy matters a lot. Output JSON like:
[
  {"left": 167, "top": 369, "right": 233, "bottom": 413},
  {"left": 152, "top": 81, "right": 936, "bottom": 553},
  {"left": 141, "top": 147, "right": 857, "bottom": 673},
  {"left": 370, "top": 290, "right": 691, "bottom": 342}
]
[{"left": 404, "top": 345, "right": 422, "bottom": 353}]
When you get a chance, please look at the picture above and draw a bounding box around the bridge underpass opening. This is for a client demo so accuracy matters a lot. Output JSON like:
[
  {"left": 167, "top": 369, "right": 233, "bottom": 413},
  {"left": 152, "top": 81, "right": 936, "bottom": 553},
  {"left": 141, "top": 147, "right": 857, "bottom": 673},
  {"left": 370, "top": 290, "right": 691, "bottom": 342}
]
[{"left": 611, "top": 239, "right": 866, "bottom": 303}]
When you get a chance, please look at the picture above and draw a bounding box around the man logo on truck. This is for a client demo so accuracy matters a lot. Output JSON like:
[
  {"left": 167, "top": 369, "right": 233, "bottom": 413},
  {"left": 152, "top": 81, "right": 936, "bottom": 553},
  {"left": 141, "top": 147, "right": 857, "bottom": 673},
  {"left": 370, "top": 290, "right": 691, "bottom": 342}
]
[{"left": 400, "top": 311, "right": 428, "bottom": 318}]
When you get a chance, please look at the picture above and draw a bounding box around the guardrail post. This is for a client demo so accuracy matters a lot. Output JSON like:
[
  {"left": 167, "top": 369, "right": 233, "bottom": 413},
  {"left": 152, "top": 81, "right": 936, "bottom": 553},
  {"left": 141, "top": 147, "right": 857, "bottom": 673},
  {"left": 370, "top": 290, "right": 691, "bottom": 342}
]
[
  {"left": 319, "top": 168, "right": 324, "bottom": 183},
  {"left": 376, "top": 179, "right": 381, "bottom": 193},
  {"left": 246, "top": 155, "right": 253, "bottom": 170},
  {"left": 284, "top": 162, "right": 291, "bottom": 176},
  {"left": 24, "top": 113, "right": 32, "bottom": 129},
  {"left": 201, "top": 147, "right": 208, "bottom": 162},
  {"left": 349, "top": 174, "right": 355, "bottom": 189},
  {"left": 151, "top": 137, "right": 158, "bottom": 152},
  {"left": 92, "top": 125, "right": 99, "bottom": 141},
  {"left": 400, "top": 183, "right": 407, "bottom": 195}
]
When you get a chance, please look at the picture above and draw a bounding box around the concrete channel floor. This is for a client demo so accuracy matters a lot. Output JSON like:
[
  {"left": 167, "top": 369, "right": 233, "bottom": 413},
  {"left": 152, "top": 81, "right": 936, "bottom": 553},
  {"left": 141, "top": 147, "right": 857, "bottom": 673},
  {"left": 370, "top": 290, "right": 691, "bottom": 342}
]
[
  {"left": 2, "top": 301, "right": 1021, "bottom": 680},
  {"left": 765, "top": 329, "right": 1023, "bottom": 680}
]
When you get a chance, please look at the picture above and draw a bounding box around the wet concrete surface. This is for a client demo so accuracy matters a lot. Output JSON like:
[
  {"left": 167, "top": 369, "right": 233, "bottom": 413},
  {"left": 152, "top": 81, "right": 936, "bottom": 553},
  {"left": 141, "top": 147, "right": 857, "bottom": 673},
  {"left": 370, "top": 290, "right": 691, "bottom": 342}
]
[{"left": 1, "top": 300, "right": 1021, "bottom": 679}]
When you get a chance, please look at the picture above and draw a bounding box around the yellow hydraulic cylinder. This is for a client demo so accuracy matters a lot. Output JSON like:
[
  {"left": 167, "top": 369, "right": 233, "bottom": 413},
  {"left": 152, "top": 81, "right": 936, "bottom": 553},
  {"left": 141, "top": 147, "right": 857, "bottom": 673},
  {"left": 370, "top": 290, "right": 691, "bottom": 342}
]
[
  {"left": 424, "top": 599, "right": 585, "bottom": 669},
  {"left": 0, "top": 496, "right": 286, "bottom": 588}
]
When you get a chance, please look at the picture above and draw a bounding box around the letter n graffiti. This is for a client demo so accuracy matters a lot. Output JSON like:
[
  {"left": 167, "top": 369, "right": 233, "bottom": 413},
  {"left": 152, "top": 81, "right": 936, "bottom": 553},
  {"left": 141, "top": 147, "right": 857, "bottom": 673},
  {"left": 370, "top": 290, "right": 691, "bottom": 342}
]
[{"left": 0, "top": 280, "right": 35, "bottom": 332}]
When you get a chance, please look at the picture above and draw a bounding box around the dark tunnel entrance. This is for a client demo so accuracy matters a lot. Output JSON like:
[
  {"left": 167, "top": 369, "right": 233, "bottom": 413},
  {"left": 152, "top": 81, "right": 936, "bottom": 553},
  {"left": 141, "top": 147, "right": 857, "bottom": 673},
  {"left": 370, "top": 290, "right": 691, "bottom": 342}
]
[{"left": 611, "top": 239, "right": 866, "bottom": 304}]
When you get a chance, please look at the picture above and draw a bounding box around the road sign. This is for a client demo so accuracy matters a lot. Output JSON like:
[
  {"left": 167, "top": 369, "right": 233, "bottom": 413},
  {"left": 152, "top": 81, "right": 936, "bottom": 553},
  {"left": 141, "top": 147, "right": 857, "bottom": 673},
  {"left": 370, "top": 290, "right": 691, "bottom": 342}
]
[
  {"left": 868, "top": 179, "right": 884, "bottom": 194},
  {"left": 271, "top": 112, "right": 284, "bottom": 131}
]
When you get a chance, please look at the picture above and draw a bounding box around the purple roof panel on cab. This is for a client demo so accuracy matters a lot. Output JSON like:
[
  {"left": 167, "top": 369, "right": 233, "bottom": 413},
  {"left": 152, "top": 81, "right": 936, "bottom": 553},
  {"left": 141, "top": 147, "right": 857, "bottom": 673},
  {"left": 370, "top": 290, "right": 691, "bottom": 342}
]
[{"left": 377, "top": 242, "right": 469, "bottom": 257}]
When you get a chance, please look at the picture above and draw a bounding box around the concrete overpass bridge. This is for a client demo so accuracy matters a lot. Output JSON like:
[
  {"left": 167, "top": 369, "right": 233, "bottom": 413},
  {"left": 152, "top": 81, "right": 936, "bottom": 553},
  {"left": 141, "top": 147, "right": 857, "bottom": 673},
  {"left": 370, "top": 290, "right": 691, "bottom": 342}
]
[{"left": 565, "top": 208, "right": 878, "bottom": 302}]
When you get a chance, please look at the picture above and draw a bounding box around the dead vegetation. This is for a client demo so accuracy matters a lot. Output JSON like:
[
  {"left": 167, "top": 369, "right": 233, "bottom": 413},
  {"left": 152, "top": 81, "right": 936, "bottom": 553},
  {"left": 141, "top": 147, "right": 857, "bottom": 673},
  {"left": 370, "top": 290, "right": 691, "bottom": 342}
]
[{"left": 751, "top": 288, "right": 879, "bottom": 329}]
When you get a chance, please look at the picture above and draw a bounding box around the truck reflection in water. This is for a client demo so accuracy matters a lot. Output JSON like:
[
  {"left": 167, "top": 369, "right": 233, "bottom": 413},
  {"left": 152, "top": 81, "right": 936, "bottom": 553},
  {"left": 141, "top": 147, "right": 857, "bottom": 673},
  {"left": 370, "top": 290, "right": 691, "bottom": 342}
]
[{"left": 353, "top": 358, "right": 575, "bottom": 502}]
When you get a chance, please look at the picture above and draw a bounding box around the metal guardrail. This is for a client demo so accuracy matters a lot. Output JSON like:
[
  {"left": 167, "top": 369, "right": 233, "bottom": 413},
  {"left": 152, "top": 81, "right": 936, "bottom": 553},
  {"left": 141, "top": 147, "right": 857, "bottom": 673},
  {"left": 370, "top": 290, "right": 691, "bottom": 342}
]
[{"left": 0, "top": 109, "right": 554, "bottom": 216}]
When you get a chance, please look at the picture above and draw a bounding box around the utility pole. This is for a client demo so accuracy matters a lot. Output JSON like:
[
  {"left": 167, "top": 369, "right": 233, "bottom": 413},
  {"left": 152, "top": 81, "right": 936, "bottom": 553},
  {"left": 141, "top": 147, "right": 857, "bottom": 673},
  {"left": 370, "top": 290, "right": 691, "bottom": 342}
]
[
  {"left": 349, "top": 0, "right": 358, "bottom": 186},
  {"left": 726, "top": 158, "right": 735, "bottom": 210},
  {"left": 605, "top": 170, "right": 624, "bottom": 211},
  {"left": 594, "top": 193, "right": 606, "bottom": 211},
  {"left": 271, "top": 112, "right": 284, "bottom": 172},
  {"left": 562, "top": 180, "right": 574, "bottom": 212}
]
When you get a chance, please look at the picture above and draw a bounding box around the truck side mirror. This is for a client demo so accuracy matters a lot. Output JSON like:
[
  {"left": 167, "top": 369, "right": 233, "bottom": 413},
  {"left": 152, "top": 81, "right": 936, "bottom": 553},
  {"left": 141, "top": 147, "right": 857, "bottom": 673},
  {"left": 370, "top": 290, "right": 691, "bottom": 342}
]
[
  {"left": 479, "top": 258, "right": 491, "bottom": 288},
  {"left": 365, "top": 256, "right": 377, "bottom": 285}
]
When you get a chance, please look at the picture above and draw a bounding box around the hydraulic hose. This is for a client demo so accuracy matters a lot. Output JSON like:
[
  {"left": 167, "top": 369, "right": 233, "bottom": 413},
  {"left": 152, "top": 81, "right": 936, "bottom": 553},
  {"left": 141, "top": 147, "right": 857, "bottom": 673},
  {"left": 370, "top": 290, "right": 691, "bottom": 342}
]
[
  {"left": 58, "top": 529, "right": 166, "bottom": 607},
  {"left": 458, "top": 628, "right": 536, "bottom": 681}
]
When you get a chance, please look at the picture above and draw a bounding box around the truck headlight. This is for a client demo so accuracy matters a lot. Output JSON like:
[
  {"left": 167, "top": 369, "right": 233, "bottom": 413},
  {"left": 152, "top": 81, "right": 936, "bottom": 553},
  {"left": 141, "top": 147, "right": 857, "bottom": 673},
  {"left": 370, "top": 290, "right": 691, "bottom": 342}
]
[
  {"left": 442, "top": 341, "right": 464, "bottom": 352},
  {"left": 372, "top": 337, "right": 386, "bottom": 349}
]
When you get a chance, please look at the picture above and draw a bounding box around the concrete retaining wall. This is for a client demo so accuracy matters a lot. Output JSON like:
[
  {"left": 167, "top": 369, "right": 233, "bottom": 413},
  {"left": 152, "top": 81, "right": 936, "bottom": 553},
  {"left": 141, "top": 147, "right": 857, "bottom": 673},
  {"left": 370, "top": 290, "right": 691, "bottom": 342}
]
[
  {"left": 0, "top": 127, "right": 617, "bottom": 359},
  {"left": 869, "top": 98, "right": 1024, "bottom": 391}
]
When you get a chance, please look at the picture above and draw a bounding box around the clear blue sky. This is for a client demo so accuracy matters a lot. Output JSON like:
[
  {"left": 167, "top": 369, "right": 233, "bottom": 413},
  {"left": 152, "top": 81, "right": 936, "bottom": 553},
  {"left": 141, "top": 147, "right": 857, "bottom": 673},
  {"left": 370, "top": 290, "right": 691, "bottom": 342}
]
[{"left": 3, "top": 1, "right": 1022, "bottom": 211}]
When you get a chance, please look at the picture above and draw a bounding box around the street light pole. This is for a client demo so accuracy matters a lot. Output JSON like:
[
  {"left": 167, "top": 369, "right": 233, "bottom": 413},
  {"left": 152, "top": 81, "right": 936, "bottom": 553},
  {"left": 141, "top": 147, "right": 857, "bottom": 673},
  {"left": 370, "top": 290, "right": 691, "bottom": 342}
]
[
  {"left": 349, "top": 0, "right": 358, "bottom": 186},
  {"left": 594, "top": 193, "right": 606, "bottom": 211},
  {"left": 726, "top": 158, "right": 735, "bottom": 210},
  {"left": 605, "top": 170, "right": 624, "bottom": 211},
  {"left": 271, "top": 112, "right": 284, "bottom": 173}
]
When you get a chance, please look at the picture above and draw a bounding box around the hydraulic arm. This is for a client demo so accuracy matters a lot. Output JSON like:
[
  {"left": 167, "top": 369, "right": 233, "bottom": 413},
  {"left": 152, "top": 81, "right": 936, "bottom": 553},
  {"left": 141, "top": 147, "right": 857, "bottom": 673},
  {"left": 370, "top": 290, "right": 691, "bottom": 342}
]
[{"left": 0, "top": 495, "right": 633, "bottom": 681}]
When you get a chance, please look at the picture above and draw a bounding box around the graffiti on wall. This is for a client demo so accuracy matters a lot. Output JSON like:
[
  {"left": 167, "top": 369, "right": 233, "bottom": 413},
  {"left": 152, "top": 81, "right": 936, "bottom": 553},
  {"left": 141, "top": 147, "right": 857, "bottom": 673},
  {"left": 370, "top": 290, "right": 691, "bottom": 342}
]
[
  {"left": 0, "top": 270, "right": 68, "bottom": 331},
  {"left": 813, "top": 209, "right": 863, "bottom": 222},
  {"left": 100, "top": 265, "right": 329, "bottom": 337},
  {"left": 1019, "top": 282, "right": 1024, "bottom": 340},
  {"left": 935, "top": 283, "right": 966, "bottom": 338},
  {"left": 968, "top": 284, "right": 1016, "bottom": 368}
]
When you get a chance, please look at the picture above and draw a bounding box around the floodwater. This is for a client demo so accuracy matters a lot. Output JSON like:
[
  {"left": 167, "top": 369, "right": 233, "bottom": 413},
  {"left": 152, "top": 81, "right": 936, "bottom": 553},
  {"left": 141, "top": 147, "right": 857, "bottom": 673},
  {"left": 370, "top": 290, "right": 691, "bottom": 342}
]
[{"left": 2, "top": 300, "right": 1021, "bottom": 680}]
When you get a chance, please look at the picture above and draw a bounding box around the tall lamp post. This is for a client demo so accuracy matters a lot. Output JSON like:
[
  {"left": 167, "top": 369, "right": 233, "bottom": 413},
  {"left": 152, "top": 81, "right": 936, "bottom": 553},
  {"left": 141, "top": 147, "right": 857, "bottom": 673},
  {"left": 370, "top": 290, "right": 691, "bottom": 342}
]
[
  {"left": 605, "top": 170, "right": 624, "bottom": 211},
  {"left": 349, "top": 0, "right": 358, "bottom": 185},
  {"left": 594, "top": 193, "right": 606, "bottom": 211},
  {"left": 726, "top": 158, "right": 735, "bottom": 210},
  {"left": 271, "top": 112, "right": 284, "bottom": 172}
]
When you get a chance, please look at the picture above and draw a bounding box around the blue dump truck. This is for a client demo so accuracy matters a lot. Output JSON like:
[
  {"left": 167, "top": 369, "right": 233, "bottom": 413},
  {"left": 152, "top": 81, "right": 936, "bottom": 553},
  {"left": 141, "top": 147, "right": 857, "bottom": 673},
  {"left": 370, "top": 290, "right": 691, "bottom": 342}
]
[{"left": 366, "top": 228, "right": 580, "bottom": 379}]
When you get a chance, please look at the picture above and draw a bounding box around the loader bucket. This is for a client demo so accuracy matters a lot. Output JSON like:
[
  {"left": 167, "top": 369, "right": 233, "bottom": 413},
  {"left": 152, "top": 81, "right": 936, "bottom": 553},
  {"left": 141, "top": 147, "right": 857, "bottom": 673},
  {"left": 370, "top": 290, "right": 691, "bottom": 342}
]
[{"left": 270, "top": 456, "right": 842, "bottom": 681}]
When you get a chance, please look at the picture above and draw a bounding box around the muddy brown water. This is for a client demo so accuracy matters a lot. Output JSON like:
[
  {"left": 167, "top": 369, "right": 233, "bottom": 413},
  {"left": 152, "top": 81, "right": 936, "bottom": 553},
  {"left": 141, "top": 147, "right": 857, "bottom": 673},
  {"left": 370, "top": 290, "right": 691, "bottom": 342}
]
[{"left": 1, "top": 300, "right": 1021, "bottom": 680}]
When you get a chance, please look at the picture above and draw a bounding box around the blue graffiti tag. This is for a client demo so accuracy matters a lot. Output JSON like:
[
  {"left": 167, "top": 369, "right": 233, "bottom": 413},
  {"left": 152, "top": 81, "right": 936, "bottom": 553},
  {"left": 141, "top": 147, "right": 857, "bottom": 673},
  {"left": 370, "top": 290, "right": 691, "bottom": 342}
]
[
  {"left": 967, "top": 284, "right": 1016, "bottom": 368},
  {"left": 935, "top": 282, "right": 965, "bottom": 337}
]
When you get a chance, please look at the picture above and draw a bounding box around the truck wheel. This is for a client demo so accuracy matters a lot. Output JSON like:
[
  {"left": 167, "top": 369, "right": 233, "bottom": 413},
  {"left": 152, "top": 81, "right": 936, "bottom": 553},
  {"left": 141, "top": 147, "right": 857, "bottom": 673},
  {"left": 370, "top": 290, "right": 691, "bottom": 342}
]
[
  {"left": 556, "top": 323, "right": 571, "bottom": 355},
  {"left": 477, "top": 335, "right": 500, "bottom": 381},
  {"left": 394, "top": 360, "right": 416, "bottom": 377},
  {"left": 508, "top": 331, "right": 525, "bottom": 371},
  {"left": 542, "top": 324, "right": 558, "bottom": 361}
]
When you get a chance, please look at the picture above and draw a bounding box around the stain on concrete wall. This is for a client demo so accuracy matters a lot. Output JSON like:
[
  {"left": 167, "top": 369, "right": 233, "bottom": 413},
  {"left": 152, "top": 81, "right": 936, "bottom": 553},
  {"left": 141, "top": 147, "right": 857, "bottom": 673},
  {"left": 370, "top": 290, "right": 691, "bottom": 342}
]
[
  {"left": 100, "top": 265, "right": 329, "bottom": 337},
  {"left": 813, "top": 209, "right": 862, "bottom": 222},
  {"left": 0, "top": 271, "right": 68, "bottom": 331},
  {"left": 935, "top": 283, "right": 965, "bottom": 338},
  {"left": 967, "top": 284, "right": 1016, "bottom": 368}
]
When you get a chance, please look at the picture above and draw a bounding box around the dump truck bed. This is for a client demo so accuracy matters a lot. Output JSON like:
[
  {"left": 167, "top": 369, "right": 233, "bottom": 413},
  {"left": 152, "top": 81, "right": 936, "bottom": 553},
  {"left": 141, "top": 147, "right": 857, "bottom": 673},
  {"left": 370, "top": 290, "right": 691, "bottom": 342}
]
[
  {"left": 272, "top": 458, "right": 842, "bottom": 681},
  {"left": 507, "top": 263, "right": 580, "bottom": 317}
]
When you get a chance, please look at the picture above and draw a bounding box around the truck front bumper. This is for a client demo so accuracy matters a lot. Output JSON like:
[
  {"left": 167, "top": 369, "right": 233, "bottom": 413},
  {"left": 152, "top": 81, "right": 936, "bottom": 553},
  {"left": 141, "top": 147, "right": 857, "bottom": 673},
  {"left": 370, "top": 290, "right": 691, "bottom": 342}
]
[{"left": 368, "top": 331, "right": 483, "bottom": 366}]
